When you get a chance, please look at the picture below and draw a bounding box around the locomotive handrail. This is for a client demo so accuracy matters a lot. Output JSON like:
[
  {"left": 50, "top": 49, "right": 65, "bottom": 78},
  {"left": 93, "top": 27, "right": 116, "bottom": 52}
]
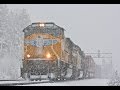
[{"left": 51, "top": 39, "right": 60, "bottom": 67}]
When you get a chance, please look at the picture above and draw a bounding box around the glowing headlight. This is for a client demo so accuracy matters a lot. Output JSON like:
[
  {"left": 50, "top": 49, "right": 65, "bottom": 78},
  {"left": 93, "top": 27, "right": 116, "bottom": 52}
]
[
  {"left": 27, "top": 54, "right": 30, "bottom": 58},
  {"left": 46, "top": 53, "right": 51, "bottom": 59},
  {"left": 39, "top": 23, "right": 45, "bottom": 27}
]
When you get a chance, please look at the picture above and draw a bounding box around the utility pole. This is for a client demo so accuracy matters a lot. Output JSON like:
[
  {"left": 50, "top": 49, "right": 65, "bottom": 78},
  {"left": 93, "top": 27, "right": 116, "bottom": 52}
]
[{"left": 85, "top": 50, "right": 112, "bottom": 79}]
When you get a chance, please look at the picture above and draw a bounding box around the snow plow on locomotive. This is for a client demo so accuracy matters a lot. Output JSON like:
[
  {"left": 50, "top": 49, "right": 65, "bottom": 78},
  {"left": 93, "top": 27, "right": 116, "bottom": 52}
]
[{"left": 21, "top": 22, "right": 96, "bottom": 81}]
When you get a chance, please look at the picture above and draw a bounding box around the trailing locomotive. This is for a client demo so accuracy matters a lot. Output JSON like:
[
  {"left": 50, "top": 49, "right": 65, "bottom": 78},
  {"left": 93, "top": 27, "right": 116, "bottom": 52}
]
[{"left": 21, "top": 22, "right": 96, "bottom": 81}]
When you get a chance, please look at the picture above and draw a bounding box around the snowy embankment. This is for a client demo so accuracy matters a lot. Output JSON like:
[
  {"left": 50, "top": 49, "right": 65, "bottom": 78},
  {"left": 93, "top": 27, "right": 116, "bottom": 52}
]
[
  {"left": 0, "top": 53, "right": 21, "bottom": 80},
  {"left": 0, "top": 4, "right": 30, "bottom": 80},
  {"left": 21, "top": 79, "right": 109, "bottom": 86}
]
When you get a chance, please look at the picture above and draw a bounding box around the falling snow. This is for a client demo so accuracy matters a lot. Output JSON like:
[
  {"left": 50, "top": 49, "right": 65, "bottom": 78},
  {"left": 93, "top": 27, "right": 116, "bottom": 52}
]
[{"left": 0, "top": 4, "right": 117, "bottom": 86}]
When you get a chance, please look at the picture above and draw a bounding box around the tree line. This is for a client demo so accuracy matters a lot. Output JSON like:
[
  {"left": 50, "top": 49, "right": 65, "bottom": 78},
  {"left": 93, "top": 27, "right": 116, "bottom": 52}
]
[{"left": 0, "top": 4, "right": 31, "bottom": 80}]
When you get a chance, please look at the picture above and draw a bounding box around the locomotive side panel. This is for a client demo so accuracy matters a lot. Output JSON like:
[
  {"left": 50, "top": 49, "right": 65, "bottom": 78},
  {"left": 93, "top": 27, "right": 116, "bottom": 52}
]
[
  {"left": 75, "top": 45, "right": 82, "bottom": 70},
  {"left": 64, "top": 38, "right": 73, "bottom": 65},
  {"left": 79, "top": 51, "right": 86, "bottom": 70},
  {"left": 63, "top": 38, "right": 82, "bottom": 69}
]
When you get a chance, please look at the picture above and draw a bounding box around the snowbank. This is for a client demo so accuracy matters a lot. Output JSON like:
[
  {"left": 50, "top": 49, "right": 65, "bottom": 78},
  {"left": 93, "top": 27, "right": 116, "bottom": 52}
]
[
  {"left": 0, "top": 53, "right": 21, "bottom": 80},
  {"left": 21, "top": 79, "right": 109, "bottom": 86}
]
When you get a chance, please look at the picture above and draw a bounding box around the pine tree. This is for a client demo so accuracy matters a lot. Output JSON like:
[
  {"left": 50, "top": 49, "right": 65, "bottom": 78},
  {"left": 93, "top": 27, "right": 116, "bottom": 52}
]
[{"left": 0, "top": 4, "right": 31, "bottom": 80}]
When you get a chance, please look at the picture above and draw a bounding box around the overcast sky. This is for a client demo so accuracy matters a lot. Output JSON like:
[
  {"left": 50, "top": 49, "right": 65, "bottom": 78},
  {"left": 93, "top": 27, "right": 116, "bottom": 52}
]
[{"left": 7, "top": 4, "right": 120, "bottom": 71}]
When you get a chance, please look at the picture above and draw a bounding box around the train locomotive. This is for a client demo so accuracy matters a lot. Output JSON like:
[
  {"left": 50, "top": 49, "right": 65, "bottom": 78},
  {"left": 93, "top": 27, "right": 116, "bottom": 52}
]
[{"left": 21, "top": 22, "right": 96, "bottom": 81}]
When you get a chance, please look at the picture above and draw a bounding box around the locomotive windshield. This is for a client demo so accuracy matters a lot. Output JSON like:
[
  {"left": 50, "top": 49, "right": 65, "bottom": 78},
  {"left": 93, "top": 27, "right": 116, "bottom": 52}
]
[
  {"left": 38, "top": 29, "right": 61, "bottom": 37},
  {"left": 24, "top": 22, "right": 64, "bottom": 38}
]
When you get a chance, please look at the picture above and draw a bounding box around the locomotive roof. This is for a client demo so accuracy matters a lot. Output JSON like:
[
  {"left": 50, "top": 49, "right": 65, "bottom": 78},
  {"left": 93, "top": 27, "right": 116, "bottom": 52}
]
[{"left": 23, "top": 22, "right": 65, "bottom": 32}]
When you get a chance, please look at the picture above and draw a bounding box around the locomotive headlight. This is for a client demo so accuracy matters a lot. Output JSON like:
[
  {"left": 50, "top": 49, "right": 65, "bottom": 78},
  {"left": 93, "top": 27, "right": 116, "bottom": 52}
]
[
  {"left": 46, "top": 53, "right": 51, "bottom": 59},
  {"left": 27, "top": 54, "right": 30, "bottom": 58},
  {"left": 39, "top": 23, "right": 45, "bottom": 27}
]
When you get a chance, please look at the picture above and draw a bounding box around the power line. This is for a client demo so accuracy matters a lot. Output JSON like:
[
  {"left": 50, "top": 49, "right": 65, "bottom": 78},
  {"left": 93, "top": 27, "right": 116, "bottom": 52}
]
[
  {"left": 85, "top": 50, "right": 113, "bottom": 79},
  {"left": 85, "top": 50, "right": 112, "bottom": 58}
]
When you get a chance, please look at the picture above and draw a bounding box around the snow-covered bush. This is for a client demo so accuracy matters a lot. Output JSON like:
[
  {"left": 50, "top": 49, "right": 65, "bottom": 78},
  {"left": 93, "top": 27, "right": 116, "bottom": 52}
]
[{"left": 108, "top": 71, "right": 120, "bottom": 86}]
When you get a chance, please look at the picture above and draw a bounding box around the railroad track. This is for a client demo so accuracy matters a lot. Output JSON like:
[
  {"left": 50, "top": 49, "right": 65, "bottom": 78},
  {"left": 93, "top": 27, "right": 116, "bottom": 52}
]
[
  {"left": 0, "top": 77, "right": 91, "bottom": 86},
  {"left": 0, "top": 80, "right": 52, "bottom": 86}
]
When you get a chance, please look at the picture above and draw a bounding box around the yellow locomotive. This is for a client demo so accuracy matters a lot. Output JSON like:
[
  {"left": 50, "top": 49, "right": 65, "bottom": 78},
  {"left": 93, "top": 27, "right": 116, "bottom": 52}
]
[{"left": 21, "top": 22, "right": 95, "bottom": 80}]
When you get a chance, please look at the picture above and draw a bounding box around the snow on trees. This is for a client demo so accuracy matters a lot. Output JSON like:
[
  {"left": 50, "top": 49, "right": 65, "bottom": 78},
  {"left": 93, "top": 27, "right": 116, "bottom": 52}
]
[
  {"left": 108, "top": 71, "right": 120, "bottom": 86},
  {"left": 0, "top": 4, "right": 31, "bottom": 80}
]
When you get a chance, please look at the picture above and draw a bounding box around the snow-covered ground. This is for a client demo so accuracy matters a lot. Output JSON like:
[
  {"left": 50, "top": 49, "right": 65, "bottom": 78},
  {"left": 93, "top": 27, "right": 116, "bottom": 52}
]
[
  {"left": 0, "top": 80, "right": 49, "bottom": 85},
  {"left": 20, "top": 79, "right": 109, "bottom": 86}
]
